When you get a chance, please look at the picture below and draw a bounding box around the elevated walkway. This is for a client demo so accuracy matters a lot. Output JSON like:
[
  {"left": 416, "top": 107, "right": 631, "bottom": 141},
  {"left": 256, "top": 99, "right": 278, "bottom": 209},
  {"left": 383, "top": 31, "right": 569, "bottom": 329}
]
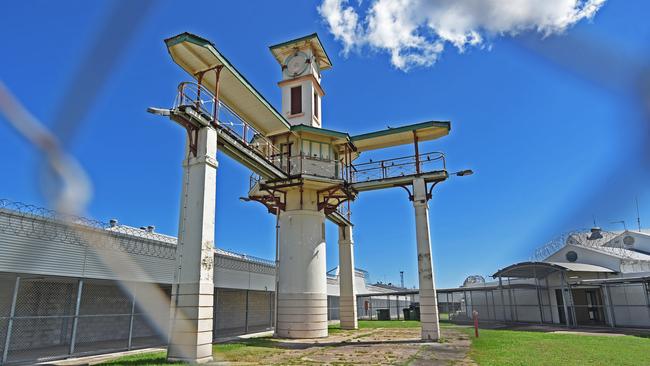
[{"left": 156, "top": 82, "right": 448, "bottom": 226}]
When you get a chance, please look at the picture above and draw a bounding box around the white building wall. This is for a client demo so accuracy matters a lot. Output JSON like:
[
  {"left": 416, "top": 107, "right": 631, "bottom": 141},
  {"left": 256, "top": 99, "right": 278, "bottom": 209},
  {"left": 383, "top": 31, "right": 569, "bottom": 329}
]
[{"left": 546, "top": 245, "right": 621, "bottom": 272}]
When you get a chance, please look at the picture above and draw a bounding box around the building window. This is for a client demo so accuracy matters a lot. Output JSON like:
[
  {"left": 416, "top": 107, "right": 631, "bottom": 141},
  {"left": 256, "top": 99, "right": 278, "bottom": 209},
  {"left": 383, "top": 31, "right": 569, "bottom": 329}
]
[
  {"left": 301, "top": 139, "right": 331, "bottom": 160},
  {"left": 313, "top": 92, "right": 319, "bottom": 118},
  {"left": 291, "top": 86, "right": 302, "bottom": 115},
  {"left": 566, "top": 251, "right": 578, "bottom": 262}
]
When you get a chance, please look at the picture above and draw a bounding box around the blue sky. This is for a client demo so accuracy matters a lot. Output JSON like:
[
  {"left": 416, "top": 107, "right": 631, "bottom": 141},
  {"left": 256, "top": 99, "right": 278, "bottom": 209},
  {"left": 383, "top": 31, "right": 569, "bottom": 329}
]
[{"left": 1, "top": 1, "right": 649, "bottom": 288}]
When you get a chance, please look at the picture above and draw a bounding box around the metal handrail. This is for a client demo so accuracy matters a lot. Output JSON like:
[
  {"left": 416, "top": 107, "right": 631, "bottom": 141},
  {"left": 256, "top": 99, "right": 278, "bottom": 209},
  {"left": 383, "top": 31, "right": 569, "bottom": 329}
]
[
  {"left": 174, "top": 81, "right": 283, "bottom": 161},
  {"left": 349, "top": 152, "right": 446, "bottom": 183}
]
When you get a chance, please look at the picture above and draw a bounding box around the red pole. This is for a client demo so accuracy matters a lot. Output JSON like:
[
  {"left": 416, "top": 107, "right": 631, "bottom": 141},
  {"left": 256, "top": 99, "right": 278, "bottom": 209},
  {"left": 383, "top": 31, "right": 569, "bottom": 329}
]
[
  {"left": 473, "top": 310, "right": 479, "bottom": 338},
  {"left": 212, "top": 66, "right": 224, "bottom": 124}
]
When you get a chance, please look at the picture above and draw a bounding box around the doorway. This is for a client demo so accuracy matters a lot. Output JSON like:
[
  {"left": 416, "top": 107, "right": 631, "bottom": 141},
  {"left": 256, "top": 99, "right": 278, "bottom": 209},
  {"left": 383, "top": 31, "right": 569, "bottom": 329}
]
[{"left": 555, "top": 287, "right": 606, "bottom": 326}]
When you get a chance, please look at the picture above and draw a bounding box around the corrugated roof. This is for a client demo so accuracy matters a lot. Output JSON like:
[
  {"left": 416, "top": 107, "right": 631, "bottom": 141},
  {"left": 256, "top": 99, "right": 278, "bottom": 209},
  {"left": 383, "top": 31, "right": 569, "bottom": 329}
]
[
  {"left": 493, "top": 261, "right": 616, "bottom": 278},
  {"left": 165, "top": 32, "right": 291, "bottom": 136}
]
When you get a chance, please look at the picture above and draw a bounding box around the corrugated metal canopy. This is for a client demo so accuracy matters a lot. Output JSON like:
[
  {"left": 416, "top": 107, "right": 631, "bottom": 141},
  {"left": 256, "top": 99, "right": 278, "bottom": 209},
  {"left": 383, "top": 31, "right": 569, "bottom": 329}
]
[
  {"left": 493, "top": 261, "right": 616, "bottom": 279},
  {"left": 165, "top": 32, "right": 291, "bottom": 136},
  {"left": 351, "top": 121, "right": 450, "bottom": 152}
]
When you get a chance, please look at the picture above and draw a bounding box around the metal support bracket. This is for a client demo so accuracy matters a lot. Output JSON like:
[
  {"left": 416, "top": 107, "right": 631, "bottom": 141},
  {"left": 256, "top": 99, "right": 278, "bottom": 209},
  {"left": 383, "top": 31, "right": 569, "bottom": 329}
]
[{"left": 317, "top": 184, "right": 356, "bottom": 215}]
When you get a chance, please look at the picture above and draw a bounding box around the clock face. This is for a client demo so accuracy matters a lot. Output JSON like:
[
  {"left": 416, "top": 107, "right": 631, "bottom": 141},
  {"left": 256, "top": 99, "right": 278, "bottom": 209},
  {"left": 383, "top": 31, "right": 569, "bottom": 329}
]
[{"left": 285, "top": 52, "right": 309, "bottom": 77}]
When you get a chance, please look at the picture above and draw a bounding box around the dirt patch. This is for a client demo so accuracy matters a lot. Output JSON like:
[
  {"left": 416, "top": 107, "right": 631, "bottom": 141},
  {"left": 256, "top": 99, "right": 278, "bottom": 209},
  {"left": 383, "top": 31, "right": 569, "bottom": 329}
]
[{"left": 216, "top": 327, "right": 474, "bottom": 365}]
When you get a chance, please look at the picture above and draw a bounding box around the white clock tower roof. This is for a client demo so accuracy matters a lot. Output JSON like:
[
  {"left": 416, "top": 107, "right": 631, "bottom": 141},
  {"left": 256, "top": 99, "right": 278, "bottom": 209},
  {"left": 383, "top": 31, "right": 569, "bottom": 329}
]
[{"left": 269, "top": 33, "right": 333, "bottom": 71}]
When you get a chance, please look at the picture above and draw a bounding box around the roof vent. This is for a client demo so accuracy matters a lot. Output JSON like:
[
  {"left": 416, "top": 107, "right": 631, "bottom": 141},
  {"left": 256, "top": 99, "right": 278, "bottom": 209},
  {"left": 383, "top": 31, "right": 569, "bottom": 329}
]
[
  {"left": 109, "top": 219, "right": 118, "bottom": 227},
  {"left": 146, "top": 225, "right": 155, "bottom": 233},
  {"left": 139, "top": 226, "right": 147, "bottom": 230},
  {"left": 588, "top": 227, "right": 603, "bottom": 240}
]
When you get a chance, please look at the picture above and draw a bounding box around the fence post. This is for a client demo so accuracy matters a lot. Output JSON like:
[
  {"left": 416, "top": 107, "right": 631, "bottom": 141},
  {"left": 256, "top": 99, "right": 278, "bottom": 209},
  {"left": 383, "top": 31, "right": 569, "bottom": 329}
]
[
  {"left": 560, "top": 272, "right": 571, "bottom": 328},
  {"left": 644, "top": 282, "right": 650, "bottom": 324},
  {"left": 484, "top": 287, "right": 491, "bottom": 320},
  {"left": 498, "top": 276, "right": 506, "bottom": 322},
  {"left": 601, "top": 284, "right": 616, "bottom": 328},
  {"left": 533, "top": 266, "right": 544, "bottom": 324},
  {"left": 2, "top": 276, "right": 20, "bottom": 364},
  {"left": 469, "top": 291, "right": 474, "bottom": 319},
  {"left": 244, "top": 290, "right": 249, "bottom": 334},
  {"left": 463, "top": 291, "right": 469, "bottom": 318},
  {"left": 127, "top": 283, "right": 137, "bottom": 350},
  {"left": 69, "top": 279, "right": 84, "bottom": 355},
  {"left": 269, "top": 291, "right": 273, "bottom": 329}
]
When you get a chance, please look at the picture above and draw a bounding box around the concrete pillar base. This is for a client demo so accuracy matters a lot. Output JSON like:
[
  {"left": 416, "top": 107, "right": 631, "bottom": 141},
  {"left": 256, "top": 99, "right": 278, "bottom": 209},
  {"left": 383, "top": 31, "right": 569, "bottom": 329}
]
[
  {"left": 339, "top": 295, "right": 358, "bottom": 330},
  {"left": 276, "top": 293, "right": 328, "bottom": 338},
  {"left": 420, "top": 288, "right": 440, "bottom": 340},
  {"left": 167, "top": 355, "right": 213, "bottom": 364},
  {"left": 276, "top": 208, "right": 328, "bottom": 339},
  {"left": 167, "top": 282, "right": 214, "bottom": 362}
]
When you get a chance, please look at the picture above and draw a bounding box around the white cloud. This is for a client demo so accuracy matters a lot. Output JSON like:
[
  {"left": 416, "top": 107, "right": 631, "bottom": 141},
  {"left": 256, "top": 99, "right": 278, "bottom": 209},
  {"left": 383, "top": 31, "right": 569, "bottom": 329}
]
[
  {"left": 318, "top": 0, "right": 607, "bottom": 70},
  {"left": 317, "top": 0, "right": 362, "bottom": 54}
]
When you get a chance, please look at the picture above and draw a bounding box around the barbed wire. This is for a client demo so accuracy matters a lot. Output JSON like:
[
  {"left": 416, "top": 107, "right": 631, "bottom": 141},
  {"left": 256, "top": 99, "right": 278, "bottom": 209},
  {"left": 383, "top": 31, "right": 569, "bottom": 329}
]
[
  {"left": 462, "top": 275, "right": 486, "bottom": 287},
  {"left": 529, "top": 228, "right": 641, "bottom": 262},
  {"left": 0, "top": 198, "right": 280, "bottom": 269},
  {"left": 0, "top": 198, "right": 177, "bottom": 260}
]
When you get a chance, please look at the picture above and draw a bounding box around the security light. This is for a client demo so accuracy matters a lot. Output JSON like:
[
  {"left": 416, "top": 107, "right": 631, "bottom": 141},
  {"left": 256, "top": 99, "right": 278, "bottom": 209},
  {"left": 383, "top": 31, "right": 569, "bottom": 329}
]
[{"left": 455, "top": 169, "right": 474, "bottom": 177}]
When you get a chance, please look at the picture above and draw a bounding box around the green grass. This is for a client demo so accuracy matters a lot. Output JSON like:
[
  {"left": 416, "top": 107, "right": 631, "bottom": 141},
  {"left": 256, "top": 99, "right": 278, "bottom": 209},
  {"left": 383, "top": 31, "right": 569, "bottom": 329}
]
[
  {"left": 328, "top": 320, "right": 421, "bottom": 331},
  {"left": 100, "top": 339, "right": 283, "bottom": 366},
  {"left": 460, "top": 327, "right": 650, "bottom": 366},
  {"left": 100, "top": 321, "right": 650, "bottom": 366},
  {"left": 213, "top": 337, "right": 283, "bottom": 362},
  {"left": 98, "top": 351, "right": 171, "bottom": 365}
]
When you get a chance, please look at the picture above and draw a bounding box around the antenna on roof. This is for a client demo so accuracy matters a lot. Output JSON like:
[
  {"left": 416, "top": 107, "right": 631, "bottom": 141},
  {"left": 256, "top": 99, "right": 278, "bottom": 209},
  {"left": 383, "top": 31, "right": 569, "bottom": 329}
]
[
  {"left": 592, "top": 215, "right": 597, "bottom": 227},
  {"left": 636, "top": 196, "right": 642, "bottom": 232}
]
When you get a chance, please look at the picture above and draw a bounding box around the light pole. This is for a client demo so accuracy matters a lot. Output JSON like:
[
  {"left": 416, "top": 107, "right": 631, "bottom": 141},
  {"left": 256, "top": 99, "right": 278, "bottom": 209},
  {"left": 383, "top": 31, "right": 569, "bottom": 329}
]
[{"left": 415, "top": 168, "right": 473, "bottom": 341}]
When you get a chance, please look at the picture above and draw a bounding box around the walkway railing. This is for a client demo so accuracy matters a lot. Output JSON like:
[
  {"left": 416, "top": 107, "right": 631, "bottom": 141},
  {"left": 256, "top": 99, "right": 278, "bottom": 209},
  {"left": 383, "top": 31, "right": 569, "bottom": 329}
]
[
  {"left": 174, "top": 82, "right": 283, "bottom": 162},
  {"left": 349, "top": 152, "right": 446, "bottom": 183}
]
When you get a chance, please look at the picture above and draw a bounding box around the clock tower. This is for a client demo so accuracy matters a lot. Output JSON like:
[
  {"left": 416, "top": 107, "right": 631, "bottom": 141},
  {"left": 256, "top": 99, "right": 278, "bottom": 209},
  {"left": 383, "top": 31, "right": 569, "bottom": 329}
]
[{"left": 270, "top": 33, "right": 332, "bottom": 128}]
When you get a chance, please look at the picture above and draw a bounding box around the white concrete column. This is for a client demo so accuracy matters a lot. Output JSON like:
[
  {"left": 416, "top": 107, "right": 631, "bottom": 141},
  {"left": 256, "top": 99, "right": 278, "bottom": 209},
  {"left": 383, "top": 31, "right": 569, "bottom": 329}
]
[
  {"left": 412, "top": 177, "right": 440, "bottom": 341},
  {"left": 338, "top": 224, "right": 358, "bottom": 330},
  {"left": 168, "top": 126, "right": 217, "bottom": 363},
  {"left": 276, "top": 209, "right": 328, "bottom": 338}
]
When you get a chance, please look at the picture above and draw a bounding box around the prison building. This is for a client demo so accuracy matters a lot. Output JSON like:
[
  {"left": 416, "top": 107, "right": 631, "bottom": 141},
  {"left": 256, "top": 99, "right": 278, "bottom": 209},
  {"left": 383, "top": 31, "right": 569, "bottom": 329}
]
[
  {"left": 439, "top": 228, "right": 650, "bottom": 329},
  {"left": 0, "top": 201, "right": 402, "bottom": 365}
]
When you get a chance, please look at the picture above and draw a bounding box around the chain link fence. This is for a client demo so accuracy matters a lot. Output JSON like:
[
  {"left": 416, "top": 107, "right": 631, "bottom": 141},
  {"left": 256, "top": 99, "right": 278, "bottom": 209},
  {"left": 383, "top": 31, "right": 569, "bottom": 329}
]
[
  {"left": 355, "top": 293, "right": 418, "bottom": 320},
  {"left": 0, "top": 271, "right": 277, "bottom": 365},
  {"left": 439, "top": 279, "right": 650, "bottom": 329},
  {"left": 0, "top": 273, "right": 171, "bottom": 365}
]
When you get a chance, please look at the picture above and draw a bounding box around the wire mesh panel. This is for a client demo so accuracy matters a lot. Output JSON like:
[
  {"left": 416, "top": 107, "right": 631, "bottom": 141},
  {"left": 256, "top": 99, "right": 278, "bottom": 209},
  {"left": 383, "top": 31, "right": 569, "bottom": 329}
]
[
  {"left": 6, "top": 278, "right": 77, "bottom": 363},
  {"left": 7, "top": 317, "right": 73, "bottom": 363},
  {"left": 131, "top": 284, "right": 170, "bottom": 349},
  {"left": 74, "top": 281, "right": 132, "bottom": 354},
  {"left": 511, "top": 288, "right": 542, "bottom": 323},
  {"left": 215, "top": 288, "right": 246, "bottom": 337},
  {"left": 0, "top": 319, "right": 6, "bottom": 363},
  {"left": 0, "top": 275, "right": 16, "bottom": 360},
  {"left": 608, "top": 283, "right": 650, "bottom": 327},
  {"left": 8, "top": 279, "right": 76, "bottom": 361},
  {"left": 74, "top": 315, "right": 130, "bottom": 354},
  {"left": 246, "top": 291, "right": 273, "bottom": 334},
  {"left": 131, "top": 314, "right": 165, "bottom": 349},
  {"left": 327, "top": 296, "right": 340, "bottom": 321}
]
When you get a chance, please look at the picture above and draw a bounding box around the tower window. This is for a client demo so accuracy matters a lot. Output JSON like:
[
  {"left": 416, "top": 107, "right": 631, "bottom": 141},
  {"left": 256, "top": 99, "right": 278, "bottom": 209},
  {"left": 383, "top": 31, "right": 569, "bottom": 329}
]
[
  {"left": 313, "top": 92, "right": 319, "bottom": 118},
  {"left": 291, "top": 86, "right": 302, "bottom": 115}
]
